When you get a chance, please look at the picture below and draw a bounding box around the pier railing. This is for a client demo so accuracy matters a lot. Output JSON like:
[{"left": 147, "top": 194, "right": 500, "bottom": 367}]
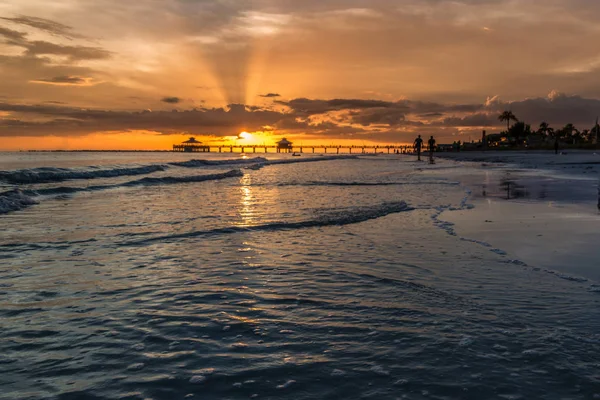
[{"left": 173, "top": 145, "right": 412, "bottom": 154}]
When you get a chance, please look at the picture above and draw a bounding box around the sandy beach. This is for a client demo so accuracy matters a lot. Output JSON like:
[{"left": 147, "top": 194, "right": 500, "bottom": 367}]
[{"left": 436, "top": 150, "right": 600, "bottom": 282}]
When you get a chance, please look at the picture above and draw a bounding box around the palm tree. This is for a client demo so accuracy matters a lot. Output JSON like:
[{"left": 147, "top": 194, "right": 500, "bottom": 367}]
[
  {"left": 581, "top": 129, "right": 591, "bottom": 143},
  {"left": 560, "top": 123, "right": 579, "bottom": 144},
  {"left": 499, "top": 111, "right": 518, "bottom": 132},
  {"left": 538, "top": 121, "right": 554, "bottom": 140}
]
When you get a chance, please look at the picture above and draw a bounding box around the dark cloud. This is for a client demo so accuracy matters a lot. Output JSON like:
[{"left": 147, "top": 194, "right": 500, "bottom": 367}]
[
  {"left": 23, "top": 41, "right": 111, "bottom": 61},
  {"left": 437, "top": 113, "right": 497, "bottom": 127},
  {"left": 404, "top": 101, "right": 483, "bottom": 115},
  {"left": 259, "top": 93, "right": 281, "bottom": 98},
  {"left": 2, "top": 93, "right": 599, "bottom": 141},
  {"left": 0, "top": 26, "right": 27, "bottom": 43},
  {"left": 0, "top": 102, "right": 293, "bottom": 137},
  {"left": 506, "top": 94, "right": 600, "bottom": 129},
  {"left": 277, "top": 97, "right": 484, "bottom": 117},
  {"left": 348, "top": 108, "right": 408, "bottom": 126},
  {"left": 161, "top": 97, "right": 181, "bottom": 104},
  {"left": 277, "top": 98, "right": 401, "bottom": 115},
  {"left": 1, "top": 22, "right": 110, "bottom": 64},
  {"left": 1, "top": 15, "right": 83, "bottom": 39}
]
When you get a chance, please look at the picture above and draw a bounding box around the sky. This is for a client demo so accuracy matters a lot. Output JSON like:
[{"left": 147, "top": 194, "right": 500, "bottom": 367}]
[{"left": 1, "top": 0, "right": 600, "bottom": 150}]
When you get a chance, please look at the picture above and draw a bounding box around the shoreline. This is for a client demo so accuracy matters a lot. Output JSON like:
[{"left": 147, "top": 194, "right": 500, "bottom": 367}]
[{"left": 432, "top": 151, "right": 600, "bottom": 283}]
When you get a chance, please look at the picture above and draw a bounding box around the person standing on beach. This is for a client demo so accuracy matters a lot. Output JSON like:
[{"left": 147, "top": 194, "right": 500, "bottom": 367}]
[
  {"left": 414, "top": 135, "right": 423, "bottom": 161},
  {"left": 554, "top": 138, "right": 559, "bottom": 155},
  {"left": 428, "top": 136, "right": 436, "bottom": 164}
]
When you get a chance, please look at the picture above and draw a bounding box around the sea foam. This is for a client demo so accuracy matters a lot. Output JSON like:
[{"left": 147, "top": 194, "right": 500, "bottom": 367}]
[
  {"left": 0, "top": 189, "right": 38, "bottom": 214},
  {"left": 5, "top": 170, "right": 244, "bottom": 215},
  {"left": 0, "top": 164, "right": 168, "bottom": 184}
]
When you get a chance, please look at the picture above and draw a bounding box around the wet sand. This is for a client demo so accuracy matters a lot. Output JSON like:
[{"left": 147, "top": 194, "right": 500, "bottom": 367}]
[{"left": 437, "top": 150, "right": 600, "bottom": 282}]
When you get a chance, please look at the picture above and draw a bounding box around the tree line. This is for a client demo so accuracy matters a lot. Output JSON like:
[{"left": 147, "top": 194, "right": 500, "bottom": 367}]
[{"left": 497, "top": 111, "right": 600, "bottom": 145}]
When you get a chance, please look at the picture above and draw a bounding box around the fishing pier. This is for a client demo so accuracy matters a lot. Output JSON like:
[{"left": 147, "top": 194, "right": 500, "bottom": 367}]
[
  {"left": 204, "top": 144, "right": 411, "bottom": 154},
  {"left": 173, "top": 137, "right": 410, "bottom": 154}
]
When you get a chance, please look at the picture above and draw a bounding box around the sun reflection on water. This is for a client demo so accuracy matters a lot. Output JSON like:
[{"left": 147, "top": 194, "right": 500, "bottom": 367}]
[{"left": 238, "top": 174, "right": 255, "bottom": 227}]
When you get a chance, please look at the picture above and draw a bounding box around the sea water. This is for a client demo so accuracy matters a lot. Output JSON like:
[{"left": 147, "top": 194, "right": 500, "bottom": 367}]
[{"left": 1, "top": 152, "right": 599, "bottom": 399}]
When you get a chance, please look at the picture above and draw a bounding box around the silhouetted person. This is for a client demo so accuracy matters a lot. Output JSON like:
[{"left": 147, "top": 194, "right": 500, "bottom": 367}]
[
  {"left": 414, "top": 135, "right": 423, "bottom": 161},
  {"left": 554, "top": 138, "right": 559, "bottom": 155},
  {"left": 428, "top": 136, "right": 436, "bottom": 164}
]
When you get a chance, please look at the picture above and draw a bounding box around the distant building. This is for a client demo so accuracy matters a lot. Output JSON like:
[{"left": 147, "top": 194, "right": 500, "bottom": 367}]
[
  {"left": 276, "top": 138, "right": 293, "bottom": 153},
  {"left": 173, "top": 137, "right": 210, "bottom": 152}
]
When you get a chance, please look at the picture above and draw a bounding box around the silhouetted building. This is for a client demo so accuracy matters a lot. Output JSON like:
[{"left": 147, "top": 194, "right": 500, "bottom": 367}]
[
  {"left": 173, "top": 137, "right": 210, "bottom": 152},
  {"left": 276, "top": 138, "right": 293, "bottom": 153}
]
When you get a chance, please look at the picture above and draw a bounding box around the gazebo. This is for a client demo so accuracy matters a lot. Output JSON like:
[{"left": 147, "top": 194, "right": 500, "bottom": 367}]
[
  {"left": 276, "top": 138, "right": 293, "bottom": 153},
  {"left": 173, "top": 137, "right": 210, "bottom": 152}
]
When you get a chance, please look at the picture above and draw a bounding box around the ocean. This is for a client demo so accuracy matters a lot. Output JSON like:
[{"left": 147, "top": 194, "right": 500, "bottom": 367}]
[{"left": 1, "top": 151, "right": 599, "bottom": 400}]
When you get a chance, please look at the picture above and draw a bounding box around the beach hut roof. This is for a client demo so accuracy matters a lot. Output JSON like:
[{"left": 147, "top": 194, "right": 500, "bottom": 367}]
[
  {"left": 183, "top": 137, "right": 201, "bottom": 144},
  {"left": 277, "top": 138, "right": 292, "bottom": 145}
]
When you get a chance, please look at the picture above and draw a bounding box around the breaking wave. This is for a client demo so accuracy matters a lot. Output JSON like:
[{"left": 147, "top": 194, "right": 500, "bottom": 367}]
[
  {"left": 0, "top": 155, "right": 357, "bottom": 185},
  {"left": 170, "top": 155, "right": 357, "bottom": 168},
  {"left": 170, "top": 157, "right": 268, "bottom": 168},
  {"left": 123, "top": 169, "right": 243, "bottom": 186},
  {"left": 0, "top": 189, "right": 38, "bottom": 214},
  {"left": 127, "top": 201, "right": 413, "bottom": 245},
  {"left": 25, "top": 169, "right": 244, "bottom": 197},
  {"left": 0, "top": 164, "right": 168, "bottom": 184}
]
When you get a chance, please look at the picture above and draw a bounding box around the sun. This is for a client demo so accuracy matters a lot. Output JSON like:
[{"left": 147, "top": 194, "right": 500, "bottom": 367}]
[{"left": 238, "top": 131, "right": 252, "bottom": 140}]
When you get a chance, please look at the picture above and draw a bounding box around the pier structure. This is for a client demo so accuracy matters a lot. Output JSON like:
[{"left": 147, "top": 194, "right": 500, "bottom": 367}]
[
  {"left": 173, "top": 137, "right": 210, "bottom": 152},
  {"left": 173, "top": 144, "right": 412, "bottom": 154},
  {"left": 276, "top": 138, "right": 293, "bottom": 153}
]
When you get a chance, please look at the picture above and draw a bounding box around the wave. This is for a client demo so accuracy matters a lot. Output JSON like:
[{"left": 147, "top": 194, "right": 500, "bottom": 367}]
[
  {"left": 170, "top": 155, "right": 357, "bottom": 169},
  {"left": 0, "top": 189, "right": 38, "bottom": 214},
  {"left": 25, "top": 169, "right": 244, "bottom": 197},
  {"left": 0, "top": 164, "right": 168, "bottom": 185},
  {"left": 127, "top": 201, "right": 412, "bottom": 245},
  {"left": 271, "top": 180, "right": 460, "bottom": 187},
  {"left": 170, "top": 157, "right": 268, "bottom": 168},
  {"left": 123, "top": 169, "right": 243, "bottom": 186},
  {"left": 265, "top": 155, "right": 358, "bottom": 165},
  {"left": 0, "top": 155, "right": 358, "bottom": 185}
]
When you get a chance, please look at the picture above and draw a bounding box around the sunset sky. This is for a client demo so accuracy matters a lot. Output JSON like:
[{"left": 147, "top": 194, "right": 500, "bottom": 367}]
[{"left": 1, "top": 0, "right": 600, "bottom": 150}]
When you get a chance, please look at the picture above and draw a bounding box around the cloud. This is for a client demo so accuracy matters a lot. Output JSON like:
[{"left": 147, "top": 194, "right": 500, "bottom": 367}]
[
  {"left": 278, "top": 98, "right": 401, "bottom": 115},
  {"left": 0, "top": 26, "right": 27, "bottom": 43},
  {"left": 1, "top": 15, "right": 84, "bottom": 39},
  {"left": 278, "top": 97, "right": 485, "bottom": 116},
  {"left": 4, "top": 91, "right": 600, "bottom": 141},
  {"left": 506, "top": 93, "right": 600, "bottom": 128},
  {"left": 2, "top": 1, "right": 600, "bottom": 144},
  {"left": 30, "top": 75, "right": 95, "bottom": 86},
  {"left": 1, "top": 20, "right": 110, "bottom": 63},
  {"left": 161, "top": 97, "right": 181, "bottom": 104},
  {"left": 348, "top": 107, "right": 408, "bottom": 126},
  {"left": 23, "top": 40, "right": 111, "bottom": 61},
  {"left": 0, "top": 102, "right": 295, "bottom": 137},
  {"left": 437, "top": 113, "right": 498, "bottom": 127}
]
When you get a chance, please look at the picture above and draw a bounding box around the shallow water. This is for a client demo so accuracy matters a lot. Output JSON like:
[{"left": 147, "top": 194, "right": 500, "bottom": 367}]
[{"left": 1, "top": 152, "right": 599, "bottom": 400}]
